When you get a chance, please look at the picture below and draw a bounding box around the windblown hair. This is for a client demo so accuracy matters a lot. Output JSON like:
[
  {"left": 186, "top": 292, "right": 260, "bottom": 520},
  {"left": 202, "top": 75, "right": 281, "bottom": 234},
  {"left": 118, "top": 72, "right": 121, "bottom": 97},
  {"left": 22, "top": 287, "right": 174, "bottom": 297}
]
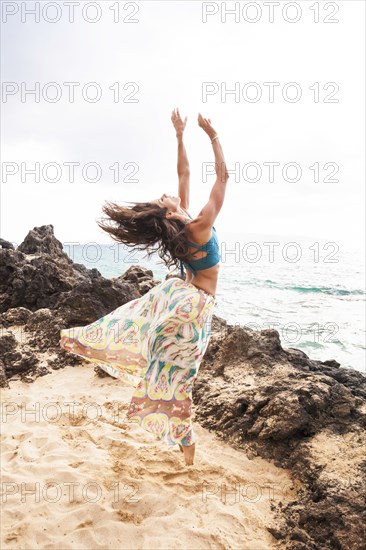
[{"left": 96, "top": 199, "right": 196, "bottom": 273}]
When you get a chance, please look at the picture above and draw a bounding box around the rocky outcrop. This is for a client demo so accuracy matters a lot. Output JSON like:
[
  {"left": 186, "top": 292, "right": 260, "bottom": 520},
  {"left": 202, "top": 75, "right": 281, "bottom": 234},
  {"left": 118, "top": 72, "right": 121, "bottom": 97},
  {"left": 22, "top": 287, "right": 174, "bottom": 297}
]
[
  {"left": 0, "top": 225, "right": 163, "bottom": 384},
  {"left": 0, "top": 238, "right": 15, "bottom": 250},
  {"left": 194, "top": 325, "right": 366, "bottom": 549},
  {"left": 0, "top": 225, "right": 161, "bottom": 316},
  {"left": 0, "top": 225, "right": 365, "bottom": 550}
]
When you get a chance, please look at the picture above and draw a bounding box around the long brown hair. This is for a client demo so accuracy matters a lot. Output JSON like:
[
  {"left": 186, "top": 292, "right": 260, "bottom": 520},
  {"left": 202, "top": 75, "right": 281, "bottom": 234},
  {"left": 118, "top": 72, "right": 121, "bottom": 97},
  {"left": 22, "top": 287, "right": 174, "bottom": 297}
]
[{"left": 96, "top": 199, "right": 197, "bottom": 272}]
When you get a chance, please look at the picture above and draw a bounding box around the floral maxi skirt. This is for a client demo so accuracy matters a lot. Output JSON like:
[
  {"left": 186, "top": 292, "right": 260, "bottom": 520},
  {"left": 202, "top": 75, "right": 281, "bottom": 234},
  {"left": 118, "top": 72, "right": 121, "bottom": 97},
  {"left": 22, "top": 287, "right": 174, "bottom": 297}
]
[{"left": 59, "top": 277, "right": 216, "bottom": 447}]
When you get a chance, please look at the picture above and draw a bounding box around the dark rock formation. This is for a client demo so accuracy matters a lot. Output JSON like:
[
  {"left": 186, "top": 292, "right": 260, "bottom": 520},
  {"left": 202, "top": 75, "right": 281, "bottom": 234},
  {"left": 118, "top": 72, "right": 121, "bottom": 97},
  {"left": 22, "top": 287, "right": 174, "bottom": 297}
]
[
  {"left": 0, "top": 225, "right": 164, "bottom": 382},
  {"left": 0, "top": 224, "right": 159, "bottom": 318},
  {"left": 0, "top": 238, "right": 15, "bottom": 250},
  {"left": 194, "top": 324, "right": 366, "bottom": 550},
  {"left": 0, "top": 224, "right": 365, "bottom": 550}
]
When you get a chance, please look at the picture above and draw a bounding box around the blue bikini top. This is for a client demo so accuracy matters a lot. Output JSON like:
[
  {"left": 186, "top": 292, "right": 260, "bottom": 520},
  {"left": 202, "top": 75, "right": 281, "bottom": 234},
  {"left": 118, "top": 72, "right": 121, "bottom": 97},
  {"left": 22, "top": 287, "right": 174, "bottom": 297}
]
[{"left": 179, "top": 214, "right": 220, "bottom": 277}]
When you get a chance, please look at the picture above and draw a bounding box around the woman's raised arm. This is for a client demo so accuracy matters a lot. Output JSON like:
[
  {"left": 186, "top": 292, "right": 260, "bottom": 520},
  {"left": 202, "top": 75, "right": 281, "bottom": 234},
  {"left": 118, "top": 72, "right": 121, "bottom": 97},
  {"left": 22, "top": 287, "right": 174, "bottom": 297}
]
[
  {"left": 171, "top": 108, "right": 190, "bottom": 209},
  {"left": 196, "top": 114, "right": 229, "bottom": 228}
]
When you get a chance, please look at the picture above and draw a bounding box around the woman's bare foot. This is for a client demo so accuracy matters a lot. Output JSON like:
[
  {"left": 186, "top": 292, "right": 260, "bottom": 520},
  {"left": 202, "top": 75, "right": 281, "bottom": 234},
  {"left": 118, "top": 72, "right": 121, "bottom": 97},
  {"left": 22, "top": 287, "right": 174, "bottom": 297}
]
[{"left": 182, "top": 442, "right": 195, "bottom": 466}]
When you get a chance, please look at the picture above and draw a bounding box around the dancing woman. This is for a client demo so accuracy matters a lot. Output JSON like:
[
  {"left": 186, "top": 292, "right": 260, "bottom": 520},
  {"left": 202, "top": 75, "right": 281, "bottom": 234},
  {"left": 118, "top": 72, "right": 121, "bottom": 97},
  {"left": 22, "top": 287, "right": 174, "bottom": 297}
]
[{"left": 59, "top": 108, "right": 229, "bottom": 466}]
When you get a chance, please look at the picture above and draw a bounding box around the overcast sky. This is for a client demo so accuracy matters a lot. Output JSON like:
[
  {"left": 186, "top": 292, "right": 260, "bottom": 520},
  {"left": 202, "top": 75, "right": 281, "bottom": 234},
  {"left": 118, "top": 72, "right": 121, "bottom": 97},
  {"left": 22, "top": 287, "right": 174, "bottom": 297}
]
[{"left": 1, "top": 0, "right": 365, "bottom": 254}]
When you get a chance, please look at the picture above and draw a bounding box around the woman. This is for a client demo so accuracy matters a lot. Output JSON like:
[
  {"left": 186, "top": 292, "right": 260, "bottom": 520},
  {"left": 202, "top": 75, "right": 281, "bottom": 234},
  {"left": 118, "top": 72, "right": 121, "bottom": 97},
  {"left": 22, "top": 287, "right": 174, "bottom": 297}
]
[{"left": 59, "top": 108, "right": 229, "bottom": 466}]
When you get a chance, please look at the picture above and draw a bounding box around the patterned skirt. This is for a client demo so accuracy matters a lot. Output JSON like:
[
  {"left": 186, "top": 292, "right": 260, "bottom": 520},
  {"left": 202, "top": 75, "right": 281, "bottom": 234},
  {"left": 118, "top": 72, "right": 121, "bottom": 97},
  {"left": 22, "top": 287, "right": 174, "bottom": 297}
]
[{"left": 59, "top": 277, "right": 216, "bottom": 447}]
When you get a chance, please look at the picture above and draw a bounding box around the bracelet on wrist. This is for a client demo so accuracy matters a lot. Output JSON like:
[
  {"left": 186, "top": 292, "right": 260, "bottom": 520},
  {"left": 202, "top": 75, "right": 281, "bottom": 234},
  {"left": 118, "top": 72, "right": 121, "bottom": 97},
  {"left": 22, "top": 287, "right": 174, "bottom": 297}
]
[{"left": 211, "top": 135, "right": 219, "bottom": 144}]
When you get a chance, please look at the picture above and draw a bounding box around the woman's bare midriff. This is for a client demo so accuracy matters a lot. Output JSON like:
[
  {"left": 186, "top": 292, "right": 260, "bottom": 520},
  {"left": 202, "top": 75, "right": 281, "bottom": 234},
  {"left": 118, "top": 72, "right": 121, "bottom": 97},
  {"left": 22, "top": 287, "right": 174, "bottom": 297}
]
[
  {"left": 185, "top": 265, "right": 219, "bottom": 297},
  {"left": 183, "top": 215, "right": 219, "bottom": 297}
]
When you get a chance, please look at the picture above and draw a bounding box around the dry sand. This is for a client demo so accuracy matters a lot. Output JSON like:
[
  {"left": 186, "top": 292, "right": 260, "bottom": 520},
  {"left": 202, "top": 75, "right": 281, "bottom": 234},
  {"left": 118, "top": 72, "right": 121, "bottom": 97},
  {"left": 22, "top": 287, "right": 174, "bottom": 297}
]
[{"left": 1, "top": 362, "right": 299, "bottom": 550}]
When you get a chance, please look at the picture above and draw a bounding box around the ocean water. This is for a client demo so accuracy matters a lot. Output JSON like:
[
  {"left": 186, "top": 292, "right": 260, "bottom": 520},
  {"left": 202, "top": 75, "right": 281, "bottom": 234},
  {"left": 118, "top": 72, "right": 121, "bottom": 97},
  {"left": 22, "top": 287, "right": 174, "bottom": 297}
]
[{"left": 63, "top": 233, "right": 365, "bottom": 374}]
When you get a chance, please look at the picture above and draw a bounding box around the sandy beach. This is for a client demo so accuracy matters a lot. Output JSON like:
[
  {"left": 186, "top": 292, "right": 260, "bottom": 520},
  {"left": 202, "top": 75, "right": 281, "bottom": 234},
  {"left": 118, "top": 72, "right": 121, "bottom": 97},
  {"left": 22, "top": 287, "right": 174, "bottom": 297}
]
[{"left": 1, "top": 362, "right": 298, "bottom": 550}]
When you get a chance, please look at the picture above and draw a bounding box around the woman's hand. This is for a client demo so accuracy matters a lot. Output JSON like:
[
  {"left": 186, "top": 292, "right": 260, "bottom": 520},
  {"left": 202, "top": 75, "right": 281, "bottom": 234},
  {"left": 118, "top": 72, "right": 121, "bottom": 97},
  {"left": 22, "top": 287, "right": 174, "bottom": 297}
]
[
  {"left": 198, "top": 113, "right": 217, "bottom": 140},
  {"left": 171, "top": 107, "right": 188, "bottom": 137}
]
